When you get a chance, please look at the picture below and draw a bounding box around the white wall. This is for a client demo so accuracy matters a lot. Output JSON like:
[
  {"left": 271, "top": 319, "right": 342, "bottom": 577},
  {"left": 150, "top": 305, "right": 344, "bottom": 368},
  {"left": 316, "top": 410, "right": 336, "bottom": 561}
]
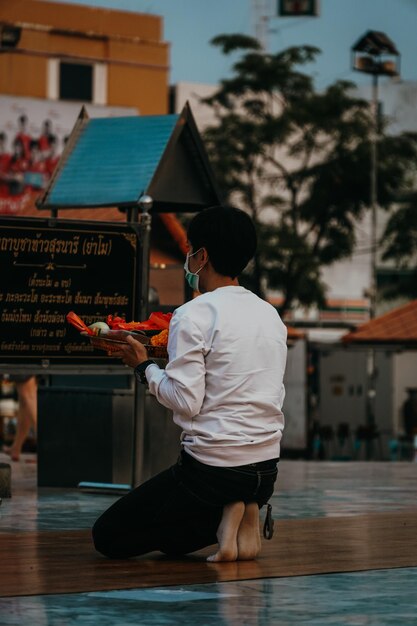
[
  {"left": 319, "top": 347, "right": 368, "bottom": 432},
  {"left": 319, "top": 347, "right": 394, "bottom": 431},
  {"left": 0, "top": 94, "right": 137, "bottom": 154},
  {"left": 171, "top": 81, "right": 217, "bottom": 129},
  {"left": 354, "top": 80, "right": 417, "bottom": 135}
]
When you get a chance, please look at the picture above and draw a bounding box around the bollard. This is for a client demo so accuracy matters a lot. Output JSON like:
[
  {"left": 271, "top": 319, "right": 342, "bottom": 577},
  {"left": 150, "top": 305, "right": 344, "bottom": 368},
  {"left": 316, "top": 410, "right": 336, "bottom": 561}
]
[{"left": 0, "top": 463, "right": 11, "bottom": 498}]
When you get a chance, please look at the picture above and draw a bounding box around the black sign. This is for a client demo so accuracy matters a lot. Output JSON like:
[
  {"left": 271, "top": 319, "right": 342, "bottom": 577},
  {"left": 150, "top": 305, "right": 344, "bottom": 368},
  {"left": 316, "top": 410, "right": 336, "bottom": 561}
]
[
  {"left": 278, "top": 0, "right": 319, "bottom": 16},
  {"left": 0, "top": 217, "right": 138, "bottom": 366},
  {"left": 0, "top": 25, "right": 21, "bottom": 50}
]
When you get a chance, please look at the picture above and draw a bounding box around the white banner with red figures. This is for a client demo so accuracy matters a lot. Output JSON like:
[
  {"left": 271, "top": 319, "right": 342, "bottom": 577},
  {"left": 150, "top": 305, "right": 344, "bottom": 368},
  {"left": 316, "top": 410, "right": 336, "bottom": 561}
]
[{"left": 0, "top": 95, "right": 138, "bottom": 215}]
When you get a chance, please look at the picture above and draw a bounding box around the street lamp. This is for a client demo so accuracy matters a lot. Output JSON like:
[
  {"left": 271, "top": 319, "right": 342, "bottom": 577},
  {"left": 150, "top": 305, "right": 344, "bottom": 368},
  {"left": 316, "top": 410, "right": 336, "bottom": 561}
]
[
  {"left": 351, "top": 30, "right": 400, "bottom": 319},
  {"left": 351, "top": 31, "right": 400, "bottom": 457}
]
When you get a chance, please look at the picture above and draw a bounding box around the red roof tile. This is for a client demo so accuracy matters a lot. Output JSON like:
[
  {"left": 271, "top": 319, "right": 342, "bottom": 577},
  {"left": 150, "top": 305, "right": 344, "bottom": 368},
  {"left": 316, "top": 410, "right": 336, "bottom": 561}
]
[{"left": 342, "top": 299, "right": 417, "bottom": 344}]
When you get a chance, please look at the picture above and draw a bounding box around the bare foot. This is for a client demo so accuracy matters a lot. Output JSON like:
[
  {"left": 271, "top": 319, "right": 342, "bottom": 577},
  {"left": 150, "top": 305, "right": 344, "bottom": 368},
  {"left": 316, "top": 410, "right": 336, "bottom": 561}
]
[
  {"left": 237, "top": 502, "right": 261, "bottom": 560},
  {"left": 207, "top": 501, "right": 245, "bottom": 562},
  {"left": 2, "top": 446, "right": 20, "bottom": 462}
]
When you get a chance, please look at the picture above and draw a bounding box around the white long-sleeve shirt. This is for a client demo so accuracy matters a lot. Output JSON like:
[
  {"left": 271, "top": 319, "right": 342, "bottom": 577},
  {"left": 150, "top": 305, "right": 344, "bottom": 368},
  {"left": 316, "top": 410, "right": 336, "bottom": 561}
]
[{"left": 145, "top": 285, "right": 287, "bottom": 466}]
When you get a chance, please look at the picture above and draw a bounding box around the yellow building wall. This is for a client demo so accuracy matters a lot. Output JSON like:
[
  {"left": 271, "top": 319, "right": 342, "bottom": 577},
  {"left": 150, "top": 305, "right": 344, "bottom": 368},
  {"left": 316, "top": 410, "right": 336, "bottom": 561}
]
[
  {"left": 0, "top": 0, "right": 162, "bottom": 40},
  {"left": 0, "top": 0, "right": 170, "bottom": 114},
  {"left": 108, "top": 66, "right": 168, "bottom": 115},
  {"left": 0, "top": 54, "right": 46, "bottom": 99}
]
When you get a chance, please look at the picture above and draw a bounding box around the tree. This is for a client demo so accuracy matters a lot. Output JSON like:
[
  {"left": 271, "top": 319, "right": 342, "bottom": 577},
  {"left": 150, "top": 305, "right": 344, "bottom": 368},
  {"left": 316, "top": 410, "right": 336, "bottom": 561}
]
[
  {"left": 381, "top": 185, "right": 417, "bottom": 300},
  {"left": 202, "top": 34, "right": 417, "bottom": 314}
]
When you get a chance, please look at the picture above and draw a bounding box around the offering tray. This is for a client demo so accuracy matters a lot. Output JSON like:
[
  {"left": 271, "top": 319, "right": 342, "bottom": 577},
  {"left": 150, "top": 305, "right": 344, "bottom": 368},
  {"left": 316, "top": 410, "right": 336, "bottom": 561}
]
[{"left": 81, "top": 331, "right": 168, "bottom": 359}]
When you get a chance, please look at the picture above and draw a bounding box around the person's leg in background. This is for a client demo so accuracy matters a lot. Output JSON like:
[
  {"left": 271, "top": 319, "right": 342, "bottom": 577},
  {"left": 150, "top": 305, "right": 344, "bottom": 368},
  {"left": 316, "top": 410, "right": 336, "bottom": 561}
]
[{"left": 4, "top": 376, "right": 37, "bottom": 461}]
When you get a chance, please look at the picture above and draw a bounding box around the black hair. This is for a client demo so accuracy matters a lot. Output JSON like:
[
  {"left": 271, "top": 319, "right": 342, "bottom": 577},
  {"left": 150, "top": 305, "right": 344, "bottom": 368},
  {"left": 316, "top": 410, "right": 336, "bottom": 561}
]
[
  {"left": 187, "top": 205, "right": 257, "bottom": 278},
  {"left": 18, "top": 115, "right": 27, "bottom": 126},
  {"left": 0, "top": 132, "right": 6, "bottom": 142},
  {"left": 12, "top": 137, "right": 24, "bottom": 150},
  {"left": 11, "top": 138, "right": 25, "bottom": 163}
]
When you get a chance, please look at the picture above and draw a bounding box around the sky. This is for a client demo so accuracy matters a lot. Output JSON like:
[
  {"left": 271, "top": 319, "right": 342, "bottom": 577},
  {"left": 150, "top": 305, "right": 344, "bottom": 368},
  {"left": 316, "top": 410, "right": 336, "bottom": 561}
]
[{"left": 49, "top": 0, "right": 417, "bottom": 91}]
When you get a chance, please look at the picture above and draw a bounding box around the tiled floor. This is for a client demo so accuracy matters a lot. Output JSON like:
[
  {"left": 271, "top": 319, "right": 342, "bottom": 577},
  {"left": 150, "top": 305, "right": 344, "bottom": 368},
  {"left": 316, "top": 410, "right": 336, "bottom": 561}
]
[
  {"left": 2, "top": 568, "right": 417, "bottom": 625},
  {"left": 2, "top": 454, "right": 417, "bottom": 531},
  {"left": 2, "top": 454, "right": 417, "bottom": 625}
]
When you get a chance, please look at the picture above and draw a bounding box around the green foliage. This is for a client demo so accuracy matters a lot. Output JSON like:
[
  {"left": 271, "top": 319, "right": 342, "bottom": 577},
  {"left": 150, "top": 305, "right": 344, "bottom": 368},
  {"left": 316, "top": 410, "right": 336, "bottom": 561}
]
[
  {"left": 202, "top": 34, "right": 417, "bottom": 313},
  {"left": 381, "top": 188, "right": 417, "bottom": 299}
]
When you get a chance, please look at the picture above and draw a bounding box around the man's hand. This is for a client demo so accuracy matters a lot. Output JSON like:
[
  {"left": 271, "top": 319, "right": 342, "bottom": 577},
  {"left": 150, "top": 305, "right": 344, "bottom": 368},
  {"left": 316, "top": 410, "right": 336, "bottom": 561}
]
[{"left": 112, "top": 335, "right": 149, "bottom": 368}]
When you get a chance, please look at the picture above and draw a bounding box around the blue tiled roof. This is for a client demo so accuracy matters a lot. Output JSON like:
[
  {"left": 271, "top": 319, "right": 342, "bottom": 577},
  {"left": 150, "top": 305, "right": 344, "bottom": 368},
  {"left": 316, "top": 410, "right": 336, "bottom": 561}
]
[{"left": 47, "top": 115, "right": 179, "bottom": 207}]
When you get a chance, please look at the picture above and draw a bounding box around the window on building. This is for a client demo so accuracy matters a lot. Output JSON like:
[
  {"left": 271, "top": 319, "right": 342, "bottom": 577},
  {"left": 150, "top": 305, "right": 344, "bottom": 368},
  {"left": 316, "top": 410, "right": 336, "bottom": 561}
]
[{"left": 59, "top": 62, "right": 93, "bottom": 102}]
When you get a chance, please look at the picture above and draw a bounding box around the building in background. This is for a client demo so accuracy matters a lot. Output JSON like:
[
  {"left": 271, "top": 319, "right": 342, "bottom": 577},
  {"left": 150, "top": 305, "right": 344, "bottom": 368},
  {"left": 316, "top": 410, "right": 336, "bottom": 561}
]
[
  {"left": 170, "top": 82, "right": 218, "bottom": 129},
  {"left": 0, "top": 0, "right": 171, "bottom": 213},
  {"left": 0, "top": 0, "right": 187, "bottom": 306},
  {"left": 0, "top": 0, "right": 169, "bottom": 114},
  {"left": 0, "top": 94, "right": 138, "bottom": 214}
]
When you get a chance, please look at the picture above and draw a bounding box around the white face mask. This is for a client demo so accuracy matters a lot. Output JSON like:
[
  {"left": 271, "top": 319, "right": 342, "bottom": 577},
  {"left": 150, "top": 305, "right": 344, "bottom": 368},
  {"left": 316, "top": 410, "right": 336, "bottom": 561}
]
[{"left": 184, "top": 248, "right": 205, "bottom": 292}]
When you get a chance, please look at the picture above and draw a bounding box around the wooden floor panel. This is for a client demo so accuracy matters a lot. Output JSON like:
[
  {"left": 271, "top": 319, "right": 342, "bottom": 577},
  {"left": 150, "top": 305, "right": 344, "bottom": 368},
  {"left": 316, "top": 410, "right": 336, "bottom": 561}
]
[{"left": 2, "top": 510, "right": 417, "bottom": 598}]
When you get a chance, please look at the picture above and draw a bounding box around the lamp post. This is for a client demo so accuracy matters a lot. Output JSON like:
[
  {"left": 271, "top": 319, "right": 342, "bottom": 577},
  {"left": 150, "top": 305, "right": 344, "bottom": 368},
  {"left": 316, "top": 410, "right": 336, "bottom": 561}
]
[
  {"left": 351, "top": 31, "right": 400, "bottom": 455},
  {"left": 351, "top": 30, "right": 400, "bottom": 319},
  {"left": 130, "top": 194, "right": 153, "bottom": 487}
]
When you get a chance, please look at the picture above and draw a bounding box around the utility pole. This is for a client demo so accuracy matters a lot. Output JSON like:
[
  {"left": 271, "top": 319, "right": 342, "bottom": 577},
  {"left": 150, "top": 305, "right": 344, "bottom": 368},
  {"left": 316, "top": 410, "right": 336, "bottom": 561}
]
[{"left": 251, "top": 0, "right": 271, "bottom": 50}]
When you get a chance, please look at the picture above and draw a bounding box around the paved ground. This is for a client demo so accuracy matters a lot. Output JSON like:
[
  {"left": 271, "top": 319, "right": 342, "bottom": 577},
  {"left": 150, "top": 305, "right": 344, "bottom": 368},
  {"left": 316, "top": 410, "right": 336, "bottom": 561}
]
[{"left": 1, "top": 454, "right": 417, "bottom": 625}]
